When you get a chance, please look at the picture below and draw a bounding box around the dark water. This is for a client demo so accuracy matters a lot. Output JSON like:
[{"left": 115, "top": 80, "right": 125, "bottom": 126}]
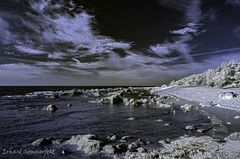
[
  {"left": 0, "top": 0, "right": 240, "bottom": 85},
  {"left": 0, "top": 88, "right": 211, "bottom": 158}
]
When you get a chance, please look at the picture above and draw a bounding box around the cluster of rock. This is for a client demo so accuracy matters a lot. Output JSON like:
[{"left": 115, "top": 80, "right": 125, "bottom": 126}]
[
  {"left": 98, "top": 88, "right": 175, "bottom": 108},
  {"left": 32, "top": 134, "right": 150, "bottom": 158},
  {"left": 171, "top": 61, "right": 240, "bottom": 88},
  {"left": 31, "top": 132, "right": 240, "bottom": 159},
  {"left": 126, "top": 132, "right": 240, "bottom": 159}
]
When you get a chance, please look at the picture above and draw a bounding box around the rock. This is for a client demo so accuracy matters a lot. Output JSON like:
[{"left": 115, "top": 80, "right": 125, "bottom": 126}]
[
  {"left": 42, "top": 104, "right": 58, "bottom": 112},
  {"left": 32, "top": 137, "right": 54, "bottom": 147},
  {"left": 159, "top": 103, "right": 172, "bottom": 108},
  {"left": 137, "top": 147, "right": 146, "bottom": 153},
  {"left": 226, "top": 132, "right": 240, "bottom": 141},
  {"left": 46, "top": 94, "right": 59, "bottom": 99},
  {"left": 164, "top": 123, "right": 170, "bottom": 126},
  {"left": 170, "top": 107, "right": 176, "bottom": 114},
  {"left": 61, "top": 149, "right": 69, "bottom": 155},
  {"left": 102, "top": 145, "right": 116, "bottom": 154},
  {"left": 120, "top": 139, "right": 127, "bottom": 143},
  {"left": 115, "top": 144, "right": 127, "bottom": 152},
  {"left": 111, "top": 95, "right": 124, "bottom": 105},
  {"left": 92, "top": 91, "right": 101, "bottom": 97},
  {"left": 135, "top": 139, "right": 145, "bottom": 145},
  {"left": 101, "top": 95, "right": 123, "bottom": 105},
  {"left": 127, "top": 117, "right": 136, "bottom": 121},
  {"left": 218, "top": 92, "right": 237, "bottom": 100},
  {"left": 156, "top": 119, "right": 163, "bottom": 122},
  {"left": 180, "top": 104, "right": 193, "bottom": 113},
  {"left": 70, "top": 89, "right": 83, "bottom": 96},
  {"left": 125, "top": 132, "right": 240, "bottom": 159},
  {"left": 67, "top": 103, "right": 72, "bottom": 107},
  {"left": 52, "top": 139, "right": 62, "bottom": 145},
  {"left": 128, "top": 142, "right": 141, "bottom": 152},
  {"left": 46, "top": 104, "right": 58, "bottom": 112},
  {"left": 131, "top": 100, "right": 143, "bottom": 107},
  {"left": 113, "top": 155, "right": 121, "bottom": 159},
  {"left": 127, "top": 139, "right": 145, "bottom": 152},
  {"left": 234, "top": 116, "right": 240, "bottom": 119},
  {"left": 164, "top": 138, "right": 171, "bottom": 144},
  {"left": 121, "top": 136, "right": 132, "bottom": 141},
  {"left": 196, "top": 128, "right": 208, "bottom": 133},
  {"left": 100, "top": 98, "right": 111, "bottom": 104},
  {"left": 62, "top": 134, "right": 101, "bottom": 155},
  {"left": 185, "top": 125, "right": 196, "bottom": 131},
  {"left": 160, "top": 95, "right": 170, "bottom": 100},
  {"left": 107, "top": 135, "right": 117, "bottom": 141}
]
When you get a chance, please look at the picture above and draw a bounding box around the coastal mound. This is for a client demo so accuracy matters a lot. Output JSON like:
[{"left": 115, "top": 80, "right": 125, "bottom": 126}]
[{"left": 171, "top": 61, "right": 240, "bottom": 88}]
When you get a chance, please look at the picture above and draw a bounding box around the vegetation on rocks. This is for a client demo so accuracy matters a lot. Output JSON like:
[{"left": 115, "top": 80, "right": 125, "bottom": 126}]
[{"left": 171, "top": 61, "right": 240, "bottom": 88}]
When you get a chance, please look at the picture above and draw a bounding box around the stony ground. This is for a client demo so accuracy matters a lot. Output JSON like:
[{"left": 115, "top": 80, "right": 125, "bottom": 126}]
[
  {"left": 10, "top": 86, "right": 238, "bottom": 159},
  {"left": 152, "top": 86, "right": 240, "bottom": 112}
]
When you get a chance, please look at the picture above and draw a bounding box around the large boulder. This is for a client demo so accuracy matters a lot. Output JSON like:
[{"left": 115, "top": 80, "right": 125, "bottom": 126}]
[
  {"left": 62, "top": 134, "right": 102, "bottom": 155},
  {"left": 101, "top": 95, "right": 123, "bottom": 105}
]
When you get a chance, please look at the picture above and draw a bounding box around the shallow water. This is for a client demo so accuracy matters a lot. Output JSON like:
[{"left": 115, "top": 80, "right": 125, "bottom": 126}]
[{"left": 0, "top": 88, "right": 211, "bottom": 158}]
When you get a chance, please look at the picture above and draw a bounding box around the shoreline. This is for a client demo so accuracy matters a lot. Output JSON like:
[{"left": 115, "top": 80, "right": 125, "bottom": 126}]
[{"left": 1, "top": 86, "right": 240, "bottom": 158}]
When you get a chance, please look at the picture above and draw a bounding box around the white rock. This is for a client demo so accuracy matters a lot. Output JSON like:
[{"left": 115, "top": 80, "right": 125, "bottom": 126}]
[
  {"left": 234, "top": 116, "right": 240, "bottom": 119},
  {"left": 180, "top": 104, "right": 193, "bottom": 113},
  {"left": 156, "top": 119, "right": 163, "bottom": 122},
  {"left": 218, "top": 92, "right": 236, "bottom": 100},
  {"left": 62, "top": 134, "right": 101, "bottom": 154}
]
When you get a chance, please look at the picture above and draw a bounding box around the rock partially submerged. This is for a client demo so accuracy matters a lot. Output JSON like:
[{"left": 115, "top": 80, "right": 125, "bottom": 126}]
[
  {"left": 42, "top": 104, "right": 58, "bottom": 112},
  {"left": 61, "top": 134, "right": 102, "bottom": 155},
  {"left": 180, "top": 104, "right": 193, "bottom": 113},
  {"left": 101, "top": 95, "right": 124, "bottom": 105},
  {"left": 32, "top": 137, "right": 61, "bottom": 147}
]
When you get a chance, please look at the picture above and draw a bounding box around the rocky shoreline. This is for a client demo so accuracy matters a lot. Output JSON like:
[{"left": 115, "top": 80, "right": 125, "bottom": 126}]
[
  {"left": 2, "top": 61, "right": 240, "bottom": 158},
  {"left": 30, "top": 131, "right": 240, "bottom": 159},
  {"left": 1, "top": 85, "right": 239, "bottom": 158}
]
